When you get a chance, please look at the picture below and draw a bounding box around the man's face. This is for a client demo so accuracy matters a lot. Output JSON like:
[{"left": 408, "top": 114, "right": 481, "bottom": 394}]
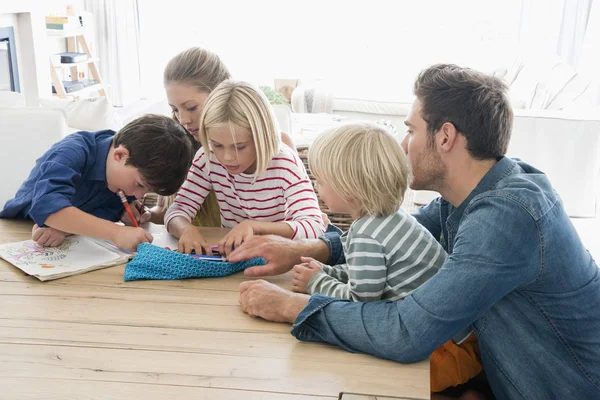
[{"left": 401, "top": 99, "right": 446, "bottom": 191}]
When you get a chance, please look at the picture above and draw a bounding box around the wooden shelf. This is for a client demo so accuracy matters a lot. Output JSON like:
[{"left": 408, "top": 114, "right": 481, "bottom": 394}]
[
  {"left": 53, "top": 83, "right": 105, "bottom": 98},
  {"left": 52, "top": 57, "right": 97, "bottom": 69},
  {"left": 47, "top": 16, "right": 108, "bottom": 102},
  {"left": 46, "top": 27, "right": 85, "bottom": 38}
]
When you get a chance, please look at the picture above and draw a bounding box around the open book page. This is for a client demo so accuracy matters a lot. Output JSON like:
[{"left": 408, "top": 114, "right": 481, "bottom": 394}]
[
  {"left": 0, "top": 236, "right": 130, "bottom": 281},
  {"left": 0, "top": 223, "right": 178, "bottom": 281},
  {"left": 141, "top": 222, "right": 179, "bottom": 249}
]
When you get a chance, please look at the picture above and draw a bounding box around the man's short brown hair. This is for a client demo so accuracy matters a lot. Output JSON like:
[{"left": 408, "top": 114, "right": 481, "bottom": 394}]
[
  {"left": 414, "top": 64, "right": 513, "bottom": 160},
  {"left": 113, "top": 114, "right": 193, "bottom": 196}
]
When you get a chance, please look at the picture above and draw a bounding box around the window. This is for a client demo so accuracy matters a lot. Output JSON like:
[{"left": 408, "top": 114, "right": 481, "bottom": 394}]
[{"left": 138, "top": 0, "right": 530, "bottom": 103}]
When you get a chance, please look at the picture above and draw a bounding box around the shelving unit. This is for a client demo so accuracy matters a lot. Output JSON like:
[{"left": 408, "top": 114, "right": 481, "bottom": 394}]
[{"left": 47, "top": 26, "right": 108, "bottom": 101}]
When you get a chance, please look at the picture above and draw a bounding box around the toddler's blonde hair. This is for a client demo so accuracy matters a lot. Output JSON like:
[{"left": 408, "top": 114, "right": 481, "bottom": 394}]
[
  {"left": 198, "top": 80, "right": 281, "bottom": 177},
  {"left": 309, "top": 122, "right": 410, "bottom": 217}
]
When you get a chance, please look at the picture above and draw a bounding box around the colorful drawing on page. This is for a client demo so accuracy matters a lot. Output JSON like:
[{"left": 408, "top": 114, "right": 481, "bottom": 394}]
[
  {"left": 0, "top": 237, "right": 122, "bottom": 270},
  {"left": 3, "top": 239, "right": 77, "bottom": 266}
]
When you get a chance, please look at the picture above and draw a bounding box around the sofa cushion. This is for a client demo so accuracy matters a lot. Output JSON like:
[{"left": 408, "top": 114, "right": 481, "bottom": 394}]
[
  {"left": 39, "top": 96, "right": 122, "bottom": 131},
  {"left": 0, "top": 107, "right": 68, "bottom": 207}
]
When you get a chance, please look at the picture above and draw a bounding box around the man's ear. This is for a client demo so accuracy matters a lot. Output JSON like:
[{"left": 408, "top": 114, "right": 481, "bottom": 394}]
[
  {"left": 437, "top": 122, "right": 459, "bottom": 153},
  {"left": 113, "top": 145, "right": 130, "bottom": 162}
]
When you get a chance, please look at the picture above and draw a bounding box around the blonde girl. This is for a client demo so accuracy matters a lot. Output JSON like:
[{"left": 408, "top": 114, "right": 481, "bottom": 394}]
[
  {"left": 154, "top": 47, "right": 295, "bottom": 226},
  {"left": 165, "top": 80, "right": 325, "bottom": 257}
]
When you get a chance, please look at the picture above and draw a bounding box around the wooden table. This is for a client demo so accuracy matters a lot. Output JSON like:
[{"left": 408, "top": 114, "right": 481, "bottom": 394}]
[{"left": 0, "top": 219, "right": 429, "bottom": 399}]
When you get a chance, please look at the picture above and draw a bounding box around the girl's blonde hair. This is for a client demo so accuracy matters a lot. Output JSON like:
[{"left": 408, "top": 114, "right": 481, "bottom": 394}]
[
  {"left": 198, "top": 80, "right": 281, "bottom": 177},
  {"left": 308, "top": 122, "right": 410, "bottom": 217}
]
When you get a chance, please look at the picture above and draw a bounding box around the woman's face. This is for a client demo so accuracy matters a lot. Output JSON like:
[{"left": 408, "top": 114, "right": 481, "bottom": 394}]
[{"left": 166, "top": 82, "right": 210, "bottom": 138}]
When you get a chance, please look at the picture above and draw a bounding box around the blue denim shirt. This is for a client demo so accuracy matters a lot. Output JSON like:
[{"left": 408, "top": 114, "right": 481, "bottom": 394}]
[{"left": 291, "top": 157, "right": 600, "bottom": 399}]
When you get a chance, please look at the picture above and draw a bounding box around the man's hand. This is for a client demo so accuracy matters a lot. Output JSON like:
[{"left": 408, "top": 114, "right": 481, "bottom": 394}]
[
  {"left": 239, "top": 279, "right": 310, "bottom": 323},
  {"left": 292, "top": 256, "right": 323, "bottom": 293},
  {"left": 31, "top": 224, "right": 68, "bottom": 247},
  {"left": 228, "top": 235, "right": 308, "bottom": 277}
]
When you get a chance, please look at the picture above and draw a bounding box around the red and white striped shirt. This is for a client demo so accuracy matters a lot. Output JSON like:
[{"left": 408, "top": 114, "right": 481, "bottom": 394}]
[{"left": 165, "top": 144, "right": 326, "bottom": 239}]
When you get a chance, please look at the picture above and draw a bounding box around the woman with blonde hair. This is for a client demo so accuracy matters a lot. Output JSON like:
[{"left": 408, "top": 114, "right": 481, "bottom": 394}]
[
  {"left": 165, "top": 80, "right": 326, "bottom": 257},
  {"left": 151, "top": 47, "right": 295, "bottom": 226}
]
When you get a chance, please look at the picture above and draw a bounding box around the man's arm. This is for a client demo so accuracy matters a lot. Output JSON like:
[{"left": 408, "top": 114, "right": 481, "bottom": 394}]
[
  {"left": 291, "top": 197, "right": 540, "bottom": 362},
  {"left": 228, "top": 234, "right": 332, "bottom": 276}
]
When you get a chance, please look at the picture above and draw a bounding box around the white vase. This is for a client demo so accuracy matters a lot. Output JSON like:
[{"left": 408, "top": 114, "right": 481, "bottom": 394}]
[{"left": 291, "top": 79, "right": 333, "bottom": 114}]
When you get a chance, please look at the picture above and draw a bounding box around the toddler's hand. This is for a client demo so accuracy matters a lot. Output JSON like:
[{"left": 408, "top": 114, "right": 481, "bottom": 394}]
[
  {"left": 178, "top": 225, "right": 211, "bottom": 255},
  {"left": 31, "top": 224, "right": 68, "bottom": 247},
  {"left": 292, "top": 256, "right": 323, "bottom": 293},
  {"left": 219, "top": 221, "right": 255, "bottom": 259},
  {"left": 112, "top": 226, "right": 153, "bottom": 252},
  {"left": 321, "top": 212, "right": 331, "bottom": 226}
]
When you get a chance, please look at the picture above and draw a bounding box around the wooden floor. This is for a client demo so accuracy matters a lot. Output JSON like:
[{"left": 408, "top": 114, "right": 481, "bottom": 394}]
[{"left": 0, "top": 220, "right": 429, "bottom": 400}]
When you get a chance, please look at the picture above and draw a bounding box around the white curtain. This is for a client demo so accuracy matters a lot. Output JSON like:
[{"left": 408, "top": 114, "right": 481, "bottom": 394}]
[
  {"left": 84, "top": 0, "right": 141, "bottom": 107},
  {"left": 519, "top": 0, "right": 596, "bottom": 69},
  {"left": 579, "top": 1, "right": 600, "bottom": 106},
  {"left": 557, "top": 0, "right": 593, "bottom": 66}
]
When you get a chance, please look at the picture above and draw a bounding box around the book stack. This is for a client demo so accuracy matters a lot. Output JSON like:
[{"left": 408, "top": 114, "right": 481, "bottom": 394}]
[{"left": 46, "top": 15, "right": 82, "bottom": 30}]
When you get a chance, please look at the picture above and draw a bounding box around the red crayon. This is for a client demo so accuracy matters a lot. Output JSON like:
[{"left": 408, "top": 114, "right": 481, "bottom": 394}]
[{"left": 118, "top": 190, "right": 139, "bottom": 228}]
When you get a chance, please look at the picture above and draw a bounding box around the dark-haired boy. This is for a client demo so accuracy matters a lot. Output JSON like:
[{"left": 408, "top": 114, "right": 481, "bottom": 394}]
[{"left": 0, "top": 114, "right": 193, "bottom": 251}]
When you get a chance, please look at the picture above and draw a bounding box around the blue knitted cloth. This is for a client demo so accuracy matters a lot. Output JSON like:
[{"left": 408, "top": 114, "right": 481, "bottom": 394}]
[{"left": 124, "top": 243, "right": 265, "bottom": 281}]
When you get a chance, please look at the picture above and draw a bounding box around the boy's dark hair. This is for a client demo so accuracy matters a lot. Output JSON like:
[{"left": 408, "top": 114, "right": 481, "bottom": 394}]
[
  {"left": 113, "top": 114, "right": 194, "bottom": 196},
  {"left": 414, "top": 64, "right": 513, "bottom": 160}
]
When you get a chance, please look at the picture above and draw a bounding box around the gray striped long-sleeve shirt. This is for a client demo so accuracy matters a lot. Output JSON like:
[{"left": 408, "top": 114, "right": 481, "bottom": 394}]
[{"left": 307, "top": 208, "right": 447, "bottom": 301}]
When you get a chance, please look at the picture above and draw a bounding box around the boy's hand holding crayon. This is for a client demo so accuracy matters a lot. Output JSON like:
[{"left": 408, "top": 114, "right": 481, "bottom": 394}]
[
  {"left": 111, "top": 225, "right": 153, "bottom": 252},
  {"left": 120, "top": 197, "right": 151, "bottom": 227}
]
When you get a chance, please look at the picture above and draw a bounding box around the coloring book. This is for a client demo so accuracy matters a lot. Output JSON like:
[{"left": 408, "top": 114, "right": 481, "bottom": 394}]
[{"left": 0, "top": 223, "right": 179, "bottom": 281}]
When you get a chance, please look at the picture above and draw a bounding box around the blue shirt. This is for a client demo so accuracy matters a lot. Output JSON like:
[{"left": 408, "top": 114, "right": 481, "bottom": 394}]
[
  {"left": 0, "top": 130, "right": 124, "bottom": 226},
  {"left": 292, "top": 157, "right": 600, "bottom": 399}
]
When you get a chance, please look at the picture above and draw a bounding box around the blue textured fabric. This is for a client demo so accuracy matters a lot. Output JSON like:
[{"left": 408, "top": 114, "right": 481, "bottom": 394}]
[{"left": 124, "top": 243, "right": 265, "bottom": 281}]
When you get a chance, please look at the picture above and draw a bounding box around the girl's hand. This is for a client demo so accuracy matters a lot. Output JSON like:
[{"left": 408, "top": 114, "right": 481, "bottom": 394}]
[
  {"left": 178, "top": 225, "right": 212, "bottom": 254},
  {"left": 31, "top": 224, "right": 68, "bottom": 247},
  {"left": 219, "top": 221, "right": 256, "bottom": 259},
  {"left": 292, "top": 256, "right": 323, "bottom": 293},
  {"left": 111, "top": 226, "right": 153, "bottom": 252}
]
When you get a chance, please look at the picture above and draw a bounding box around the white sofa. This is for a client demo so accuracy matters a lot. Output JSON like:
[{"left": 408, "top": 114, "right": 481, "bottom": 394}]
[
  {"left": 0, "top": 107, "right": 68, "bottom": 206},
  {"left": 333, "top": 99, "right": 600, "bottom": 218}
]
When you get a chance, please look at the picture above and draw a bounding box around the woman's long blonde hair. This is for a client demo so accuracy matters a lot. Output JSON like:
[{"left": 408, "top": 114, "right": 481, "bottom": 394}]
[
  {"left": 198, "top": 80, "right": 281, "bottom": 178},
  {"left": 159, "top": 47, "right": 231, "bottom": 226}
]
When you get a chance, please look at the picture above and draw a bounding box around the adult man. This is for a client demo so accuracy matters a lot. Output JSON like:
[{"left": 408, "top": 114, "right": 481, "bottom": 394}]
[{"left": 230, "top": 64, "right": 600, "bottom": 399}]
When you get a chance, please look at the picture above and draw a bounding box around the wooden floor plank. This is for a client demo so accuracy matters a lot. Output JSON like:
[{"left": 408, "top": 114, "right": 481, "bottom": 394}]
[
  {"left": 0, "top": 344, "right": 428, "bottom": 398},
  {"left": 0, "top": 377, "right": 336, "bottom": 400}
]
